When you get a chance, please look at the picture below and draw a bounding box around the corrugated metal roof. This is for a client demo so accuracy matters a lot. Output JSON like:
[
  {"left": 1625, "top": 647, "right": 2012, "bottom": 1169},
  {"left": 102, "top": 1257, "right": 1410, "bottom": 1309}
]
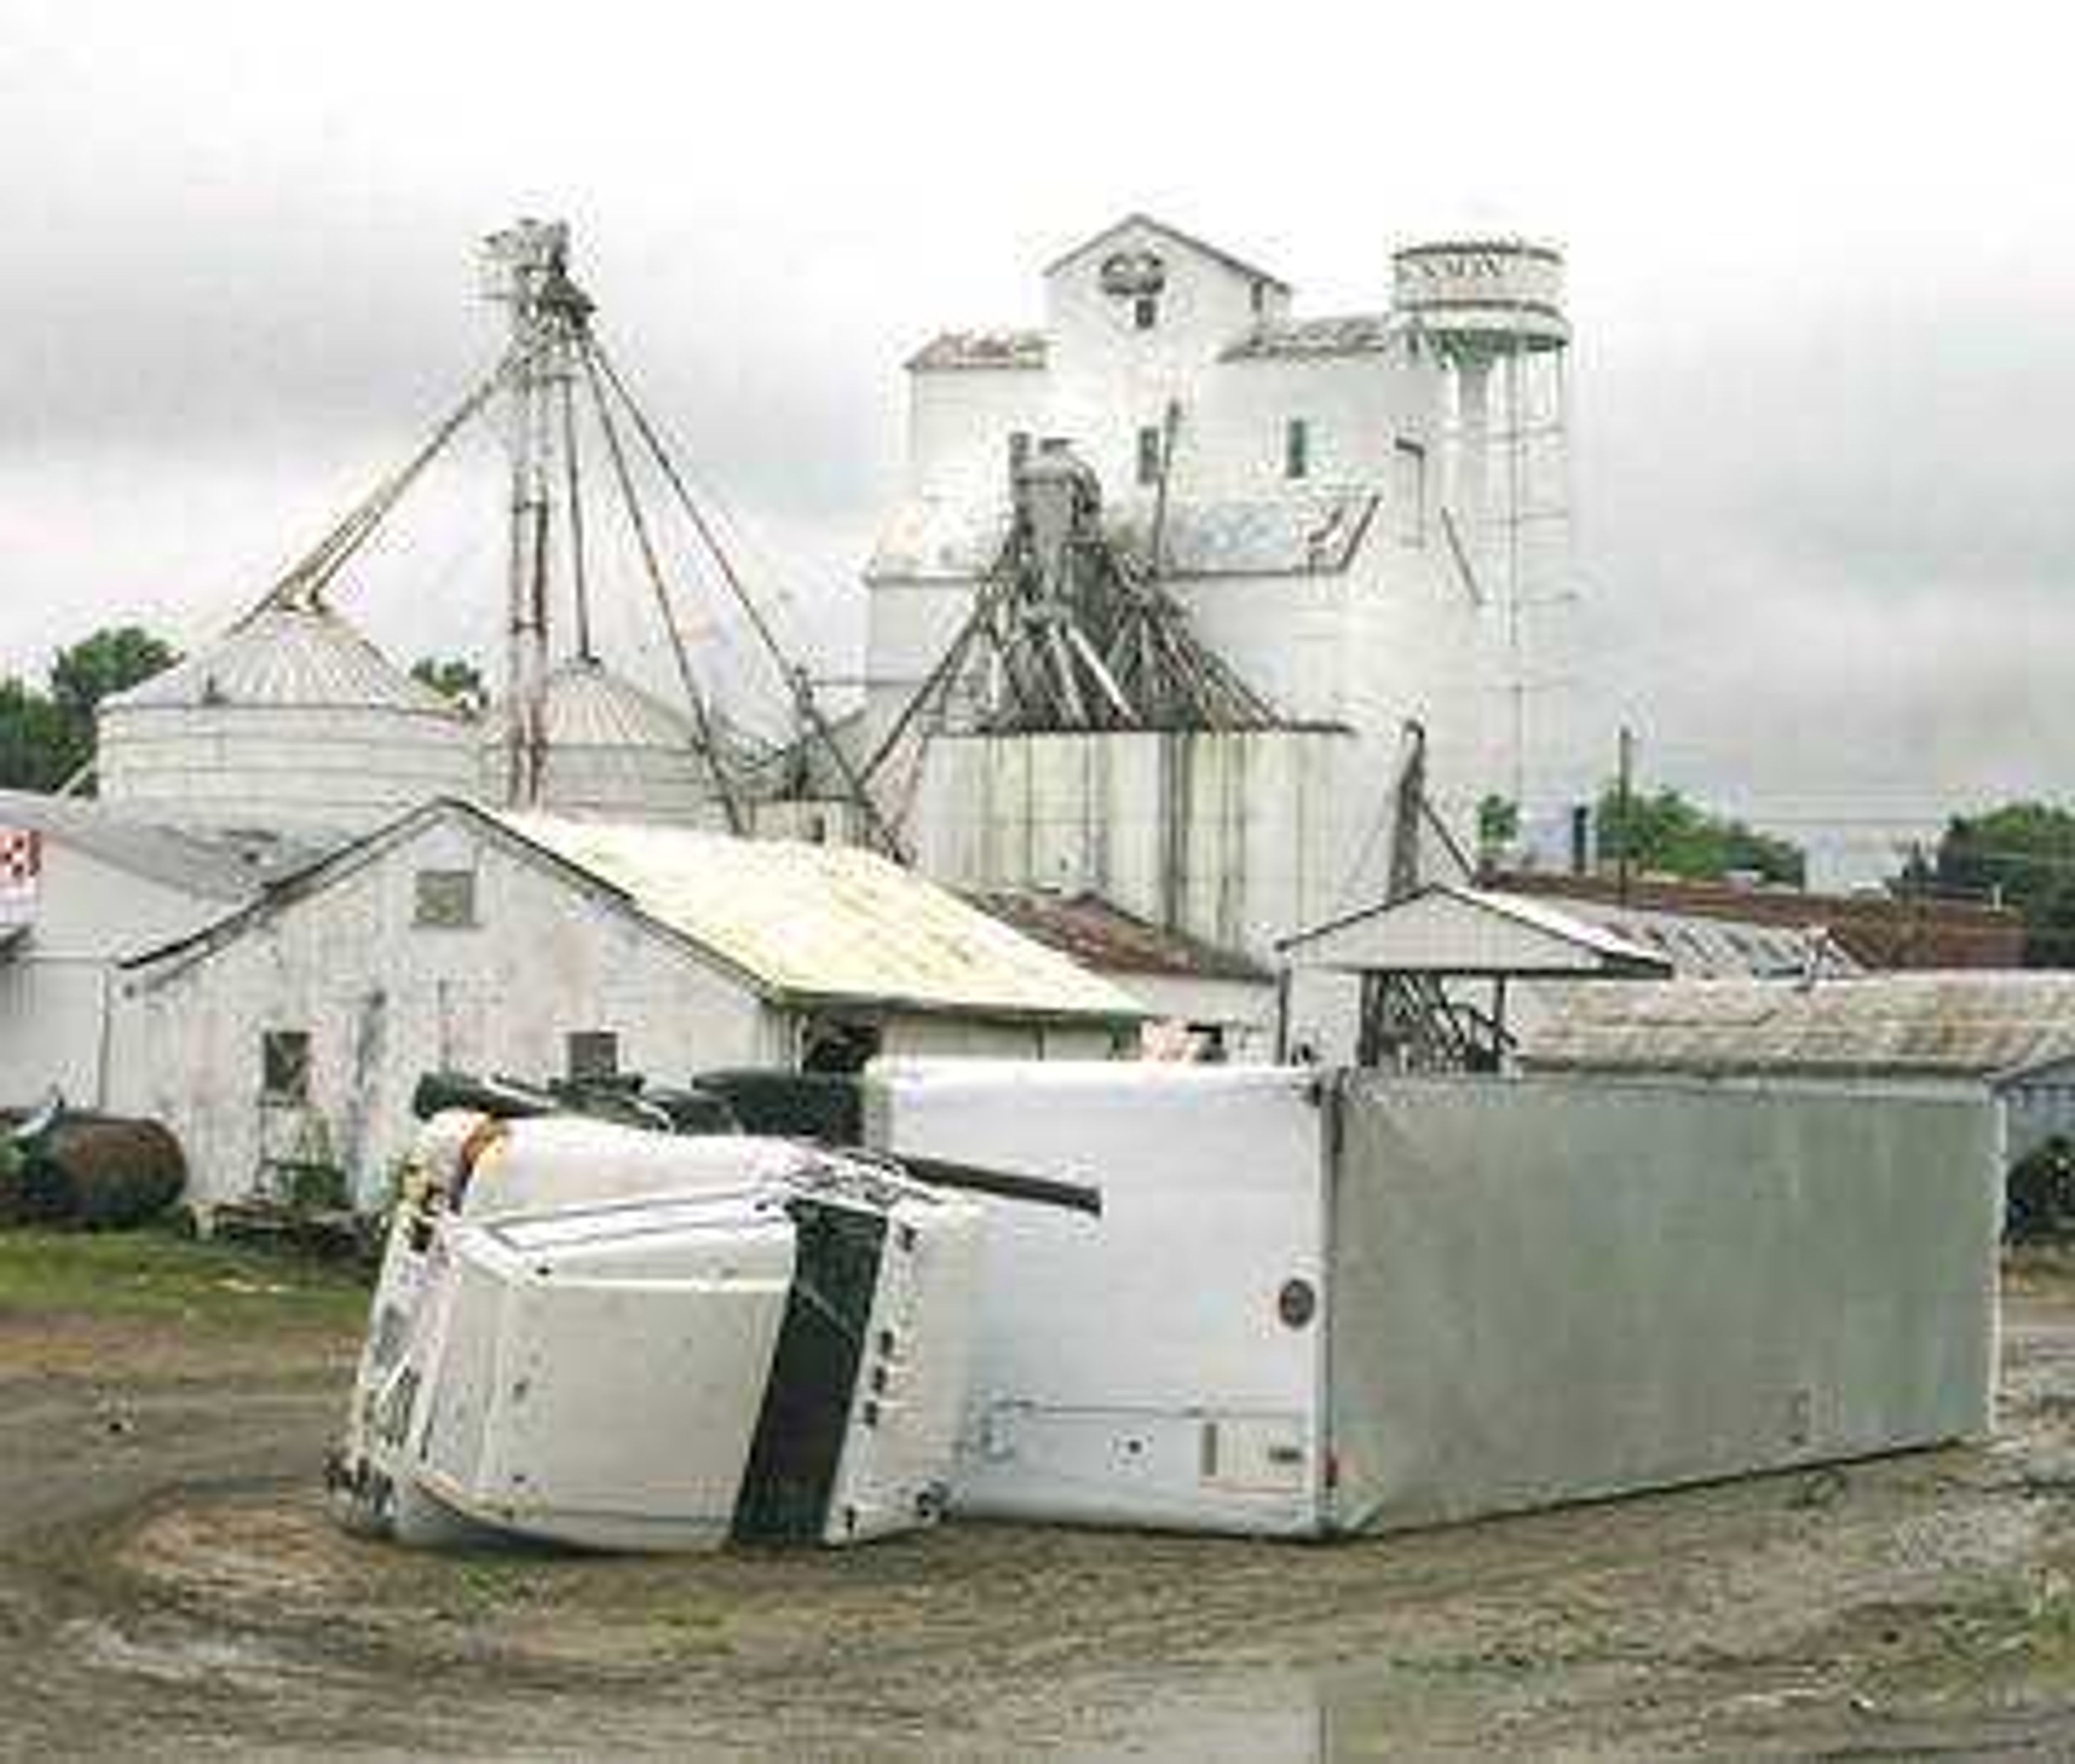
[
  {"left": 104, "top": 604, "right": 463, "bottom": 719},
  {"left": 967, "top": 891, "right": 1273, "bottom": 982},
  {"left": 496, "top": 811, "right": 1148, "bottom": 1021},
  {"left": 1221, "top": 315, "right": 1400, "bottom": 361},
  {"left": 907, "top": 330, "right": 1047, "bottom": 372},
  {"left": 1581, "top": 906, "right": 1859, "bottom": 980},
  {"left": 487, "top": 659, "right": 699, "bottom": 751},
  {"left": 868, "top": 492, "right": 1376, "bottom": 583},
  {"left": 0, "top": 789, "right": 338, "bottom": 900},
  {"left": 1522, "top": 973, "right": 2075, "bottom": 1081}
]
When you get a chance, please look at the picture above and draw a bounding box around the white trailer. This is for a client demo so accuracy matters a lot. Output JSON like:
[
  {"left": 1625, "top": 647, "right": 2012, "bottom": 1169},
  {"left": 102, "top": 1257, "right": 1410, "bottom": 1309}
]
[{"left": 865, "top": 1062, "right": 1999, "bottom": 1537}]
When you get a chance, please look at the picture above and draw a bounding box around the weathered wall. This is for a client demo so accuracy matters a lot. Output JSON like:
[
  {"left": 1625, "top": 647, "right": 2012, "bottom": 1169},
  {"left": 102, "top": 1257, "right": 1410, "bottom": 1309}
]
[
  {"left": 0, "top": 842, "right": 231, "bottom": 1110},
  {"left": 130, "top": 818, "right": 774, "bottom": 1212},
  {"left": 911, "top": 727, "right": 1384, "bottom": 959}
]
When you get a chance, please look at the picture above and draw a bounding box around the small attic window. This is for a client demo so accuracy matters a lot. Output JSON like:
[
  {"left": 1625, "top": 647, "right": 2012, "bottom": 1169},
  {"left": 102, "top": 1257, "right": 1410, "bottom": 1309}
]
[
  {"left": 414, "top": 868, "right": 478, "bottom": 928},
  {"left": 1133, "top": 293, "right": 1158, "bottom": 330},
  {"left": 1250, "top": 279, "right": 1267, "bottom": 316}
]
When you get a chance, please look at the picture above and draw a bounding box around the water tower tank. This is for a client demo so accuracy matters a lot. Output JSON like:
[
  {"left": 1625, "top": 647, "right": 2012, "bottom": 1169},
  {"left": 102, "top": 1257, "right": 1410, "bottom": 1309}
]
[
  {"left": 96, "top": 602, "right": 480, "bottom": 834},
  {"left": 1391, "top": 239, "right": 1568, "bottom": 356},
  {"left": 483, "top": 657, "right": 729, "bottom": 826}
]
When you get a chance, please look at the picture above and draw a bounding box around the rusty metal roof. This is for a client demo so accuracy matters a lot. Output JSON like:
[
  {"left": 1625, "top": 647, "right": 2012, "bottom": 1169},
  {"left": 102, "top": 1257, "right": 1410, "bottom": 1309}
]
[
  {"left": 1522, "top": 973, "right": 2075, "bottom": 1081},
  {"left": 906, "top": 330, "right": 1047, "bottom": 373},
  {"left": 966, "top": 891, "right": 1271, "bottom": 983}
]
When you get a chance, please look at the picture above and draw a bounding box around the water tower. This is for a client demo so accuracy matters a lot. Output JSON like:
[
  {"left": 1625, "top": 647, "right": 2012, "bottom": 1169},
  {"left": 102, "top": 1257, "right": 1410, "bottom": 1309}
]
[{"left": 1391, "top": 240, "right": 1573, "bottom": 823}]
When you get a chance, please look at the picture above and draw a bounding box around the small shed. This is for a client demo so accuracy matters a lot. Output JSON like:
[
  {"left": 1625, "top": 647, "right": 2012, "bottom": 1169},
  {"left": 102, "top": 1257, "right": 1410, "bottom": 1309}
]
[
  {"left": 1276, "top": 883, "right": 1672, "bottom": 1068},
  {"left": 120, "top": 799, "right": 1147, "bottom": 1215}
]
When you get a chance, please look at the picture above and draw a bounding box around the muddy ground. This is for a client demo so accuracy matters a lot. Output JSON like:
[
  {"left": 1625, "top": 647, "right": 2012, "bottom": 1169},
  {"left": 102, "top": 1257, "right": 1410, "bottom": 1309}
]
[{"left": 4, "top": 1252, "right": 2075, "bottom": 1758}]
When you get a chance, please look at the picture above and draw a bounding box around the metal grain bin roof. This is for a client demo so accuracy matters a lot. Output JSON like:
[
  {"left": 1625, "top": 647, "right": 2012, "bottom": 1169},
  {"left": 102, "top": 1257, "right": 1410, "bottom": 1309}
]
[
  {"left": 496, "top": 658, "right": 698, "bottom": 751},
  {"left": 104, "top": 604, "right": 461, "bottom": 718},
  {"left": 1522, "top": 973, "right": 2075, "bottom": 1082},
  {"left": 497, "top": 811, "right": 1148, "bottom": 1023}
]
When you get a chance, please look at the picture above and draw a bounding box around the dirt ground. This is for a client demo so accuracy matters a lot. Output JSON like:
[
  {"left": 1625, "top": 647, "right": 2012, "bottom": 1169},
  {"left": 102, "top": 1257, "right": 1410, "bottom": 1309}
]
[{"left": 4, "top": 1250, "right": 2075, "bottom": 1758}]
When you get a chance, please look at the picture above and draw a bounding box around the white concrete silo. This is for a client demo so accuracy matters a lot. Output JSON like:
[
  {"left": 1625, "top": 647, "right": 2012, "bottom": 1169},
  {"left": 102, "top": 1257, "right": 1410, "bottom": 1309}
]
[
  {"left": 96, "top": 601, "right": 480, "bottom": 834},
  {"left": 480, "top": 656, "right": 732, "bottom": 827}
]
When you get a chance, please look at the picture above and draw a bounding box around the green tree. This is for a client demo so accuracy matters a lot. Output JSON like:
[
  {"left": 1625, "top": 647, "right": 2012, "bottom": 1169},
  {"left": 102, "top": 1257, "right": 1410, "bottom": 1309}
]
[
  {"left": 49, "top": 625, "right": 177, "bottom": 718},
  {"left": 1909, "top": 803, "right": 2075, "bottom": 967},
  {"left": 0, "top": 679, "right": 80, "bottom": 792},
  {"left": 411, "top": 656, "right": 485, "bottom": 710},
  {"left": 0, "top": 626, "right": 178, "bottom": 793},
  {"left": 1595, "top": 784, "right": 1805, "bottom": 887}
]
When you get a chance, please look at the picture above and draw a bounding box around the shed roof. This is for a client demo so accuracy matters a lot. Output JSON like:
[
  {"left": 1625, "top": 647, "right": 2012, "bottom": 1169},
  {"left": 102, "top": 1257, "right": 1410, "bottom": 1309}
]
[
  {"left": 128, "top": 799, "right": 1147, "bottom": 1025},
  {"left": 1221, "top": 314, "right": 1401, "bottom": 361},
  {"left": 907, "top": 330, "right": 1048, "bottom": 373},
  {"left": 1277, "top": 884, "right": 1672, "bottom": 978},
  {"left": 1521, "top": 973, "right": 2075, "bottom": 1082},
  {"left": 0, "top": 788, "right": 337, "bottom": 901},
  {"left": 966, "top": 891, "right": 1273, "bottom": 983},
  {"left": 499, "top": 812, "right": 1147, "bottom": 1020}
]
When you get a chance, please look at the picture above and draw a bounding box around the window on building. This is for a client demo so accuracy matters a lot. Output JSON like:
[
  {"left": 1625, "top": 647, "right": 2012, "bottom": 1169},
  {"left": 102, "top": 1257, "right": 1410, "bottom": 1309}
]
[
  {"left": 1137, "top": 425, "right": 1164, "bottom": 487},
  {"left": 565, "top": 1031, "right": 619, "bottom": 1083},
  {"left": 1284, "top": 418, "right": 1310, "bottom": 481},
  {"left": 1133, "top": 293, "right": 1158, "bottom": 330},
  {"left": 413, "top": 867, "right": 478, "bottom": 928},
  {"left": 1393, "top": 438, "right": 1428, "bottom": 544},
  {"left": 1250, "top": 279, "right": 1268, "bottom": 317},
  {"left": 261, "top": 1030, "right": 311, "bottom": 1103}
]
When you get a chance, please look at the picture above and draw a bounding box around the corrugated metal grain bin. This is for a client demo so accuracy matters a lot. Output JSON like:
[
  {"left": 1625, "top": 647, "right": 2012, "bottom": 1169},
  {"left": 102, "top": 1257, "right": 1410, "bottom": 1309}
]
[{"left": 865, "top": 1062, "right": 1998, "bottom": 1538}]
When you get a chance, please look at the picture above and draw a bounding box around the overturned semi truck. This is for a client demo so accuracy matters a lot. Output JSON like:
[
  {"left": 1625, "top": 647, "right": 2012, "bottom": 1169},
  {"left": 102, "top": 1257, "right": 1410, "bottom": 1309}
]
[{"left": 329, "top": 1112, "right": 988, "bottom": 1552}]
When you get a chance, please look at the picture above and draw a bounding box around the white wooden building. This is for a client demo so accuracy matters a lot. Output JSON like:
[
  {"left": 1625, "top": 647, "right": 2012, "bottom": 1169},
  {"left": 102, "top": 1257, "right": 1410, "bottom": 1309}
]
[{"left": 116, "top": 799, "right": 1144, "bottom": 1216}]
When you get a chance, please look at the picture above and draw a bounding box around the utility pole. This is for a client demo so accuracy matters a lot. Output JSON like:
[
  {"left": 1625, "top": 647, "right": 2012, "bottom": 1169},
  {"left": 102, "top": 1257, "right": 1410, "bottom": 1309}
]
[{"left": 1615, "top": 725, "right": 1635, "bottom": 906}]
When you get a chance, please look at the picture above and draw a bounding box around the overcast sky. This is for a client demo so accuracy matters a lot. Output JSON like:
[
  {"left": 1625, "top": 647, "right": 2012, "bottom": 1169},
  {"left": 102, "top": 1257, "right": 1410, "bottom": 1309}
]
[{"left": 4, "top": 0, "right": 2070, "bottom": 884}]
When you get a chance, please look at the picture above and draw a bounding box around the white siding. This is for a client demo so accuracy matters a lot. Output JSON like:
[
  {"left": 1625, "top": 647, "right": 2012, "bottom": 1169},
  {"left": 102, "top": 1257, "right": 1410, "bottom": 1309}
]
[
  {"left": 0, "top": 843, "right": 233, "bottom": 1111},
  {"left": 132, "top": 819, "right": 772, "bottom": 1212}
]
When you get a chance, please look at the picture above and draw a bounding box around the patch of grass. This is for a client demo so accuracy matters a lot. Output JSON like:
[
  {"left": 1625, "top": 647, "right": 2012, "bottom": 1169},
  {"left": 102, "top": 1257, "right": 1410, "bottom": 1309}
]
[{"left": 0, "top": 1223, "right": 370, "bottom": 1333}]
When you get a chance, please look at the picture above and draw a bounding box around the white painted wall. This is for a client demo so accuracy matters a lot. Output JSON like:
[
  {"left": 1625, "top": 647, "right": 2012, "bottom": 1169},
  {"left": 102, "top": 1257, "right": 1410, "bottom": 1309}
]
[
  {"left": 0, "top": 841, "right": 236, "bottom": 1111},
  {"left": 130, "top": 818, "right": 778, "bottom": 1212}
]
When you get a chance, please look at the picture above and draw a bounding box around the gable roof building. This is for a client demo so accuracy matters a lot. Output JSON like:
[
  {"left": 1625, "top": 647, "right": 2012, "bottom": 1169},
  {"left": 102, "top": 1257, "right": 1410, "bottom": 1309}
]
[{"left": 119, "top": 799, "right": 1144, "bottom": 1215}]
